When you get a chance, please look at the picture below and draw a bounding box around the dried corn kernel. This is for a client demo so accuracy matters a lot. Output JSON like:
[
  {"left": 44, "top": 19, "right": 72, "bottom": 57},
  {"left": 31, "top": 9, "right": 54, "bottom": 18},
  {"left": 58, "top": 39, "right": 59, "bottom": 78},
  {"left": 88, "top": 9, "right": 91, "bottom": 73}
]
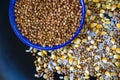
[
  {"left": 51, "top": 54, "right": 57, "bottom": 60},
  {"left": 96, "top": 24, "right": 102, "bottom": 29},
  {"left": 74, "top": 38, "right": 81, "bottom": 44},
  {"left": 115, "top": 62, "right": 120, "bottom": 67},
  {"left": 90, "top": 23, "right": 97, "bottom": 28},
  {"left": 95, "top": 66, "right": 100, "bottom": 71},
  {"left": 56, "top": 66, "right": 61, "bottom": 71},
  {"left": 116, "top": 48, "right": 120, "bottom": 54},
  {"left": 117, "top": 23, "right": 120, "bottom": 29},
  {"left": 111, "top": 38, "right": 115, "bottom": 44},
  {"left": 102, "top": 58, "right": 107, "bottom": 63},
  {"left": 111, "top": 5, "right": 117, "bottom": 11},
  {"left": 114, "top": 54, "right": 120, "bottom": 59},
  {"left": 105, "top": 71, "right": 111, "bottom": 76},
  {"left": 112, "top": 45, "right": 117, "bottom": 50},
  {"left": 93, "top": 0, "right": 100, "bottom": 3}
]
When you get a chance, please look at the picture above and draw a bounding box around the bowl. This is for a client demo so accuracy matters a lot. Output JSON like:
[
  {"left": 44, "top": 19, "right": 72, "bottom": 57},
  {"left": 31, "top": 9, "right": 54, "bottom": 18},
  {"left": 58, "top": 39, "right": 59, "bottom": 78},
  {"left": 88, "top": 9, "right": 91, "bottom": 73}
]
[{"left": 9, "top": 0, "right": 86, "bottom": 50}]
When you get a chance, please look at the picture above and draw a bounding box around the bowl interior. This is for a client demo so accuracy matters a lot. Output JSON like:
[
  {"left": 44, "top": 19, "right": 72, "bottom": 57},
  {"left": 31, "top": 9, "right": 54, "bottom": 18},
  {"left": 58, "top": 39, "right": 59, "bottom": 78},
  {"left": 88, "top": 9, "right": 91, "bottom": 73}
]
[{"left": 9, "top": 0, "right": 86, "bottom": 50}]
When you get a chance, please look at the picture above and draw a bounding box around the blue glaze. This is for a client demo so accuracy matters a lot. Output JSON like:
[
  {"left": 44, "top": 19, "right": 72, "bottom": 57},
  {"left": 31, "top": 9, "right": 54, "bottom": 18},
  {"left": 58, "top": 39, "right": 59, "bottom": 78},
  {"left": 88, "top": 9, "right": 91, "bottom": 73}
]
[{"left": 9, "top": 0, "right": 86, "bottom": 50}]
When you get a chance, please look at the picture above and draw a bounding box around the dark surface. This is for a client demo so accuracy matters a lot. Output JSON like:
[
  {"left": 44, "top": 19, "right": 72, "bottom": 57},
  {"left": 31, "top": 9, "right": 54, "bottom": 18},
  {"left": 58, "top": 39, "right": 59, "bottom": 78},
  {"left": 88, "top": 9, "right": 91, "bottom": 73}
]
[
  {"left": 0, "top": 0, "right": 96, "bottom": 80},
  {"left": 0, "top": 0, "right": 38, "bottom": 80}
]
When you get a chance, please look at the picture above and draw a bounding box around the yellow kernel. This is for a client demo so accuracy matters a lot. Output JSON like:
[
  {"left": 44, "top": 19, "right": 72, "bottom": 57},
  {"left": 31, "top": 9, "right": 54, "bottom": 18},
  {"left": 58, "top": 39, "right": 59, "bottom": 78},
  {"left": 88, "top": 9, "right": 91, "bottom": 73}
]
[
  {"left": 73, "top": 38, "right": 81, "bottom": 44},
  {"left": 61, "top": 55, "right": 67, "bottom": 60},
  {"left": 93, "top": 0, "right": 100, "bottom": 3},
  {"left": 91, "top": 16, "right": 96, "bottom": 20},
  {"left": 86, "top": 47, "right": 91, "bottom": 51},
  {"left": 117, "top": 3, "right": 120, "bottom": 8},
  {"left": 68, "top": 49, "right": 73, "bottom": 53},
  {"left": 56, "top": 66, "right": 61, "bottom": 71},
  {"left": 105, "top": 71, "right": 111, "bottom": 76},
  {"left": 96, "top": 24, "right": 102, "bottom": 29},
  {"left": 51, "top": 54, "right": 57, "bottom": 60},
  {"left": 70, "top": 66, "right": 74, "bottom": 71},
  {"left": 100, "top": 9, "right": 105, "bottom": 13},
  {"left": 69, "top": 58, "right": 73, "bottom": 64},
  {"left": 106, "top": 4, "right": 111, "bottom": 9},
  {"left": 84, "top": 75, "right": 89, "bottom": 79},
  {"left": 95, "top": 29, "right": 99, "bottom": 34},
  {"left": 101, "top": 31, "right": 106, "bottom": 35},
  {"left": 99, "top": 13, "right": 104, "bottom": 18},
  {"left": 111, "top": 45, "right": 116, "bottom": 50},
  {"left": 74, "top": 44, "right": 80, "bottom": 48},
  {"left": 111, "top": 72, "right": 117, "bottom": 76},
  {"left": 64, "top": 76, "right": 68, "bottom": 80},
  {"left": 114, "top": 54, "right": 120, "bottom": 59},
  {"left": 82, "top": 39, "right": 87, "bottom": 43},
  {"left": 106, "top": 46, "right": 110, "bottom": 51},
  {"left": 95, "top": 66, "right": 100, "bottom": 71},
  {"left": 78, "top": 78, "right": 81, "bottom": 80},
  {"left": 102, "top": 58, "right": 107, "bottom": 63},
  {"left": 93, "top": 45, "right": 97, "bottom": 49},
  {"left": 97, "top": 3, "right": 101, "bottom": 8},
  {"left": 115, "top": 62, "right": 120, "bottom": 67},
  {"left": 85, "top": 70, "right": 89, "bottom": 75},
  {"left": 68, "top": 53, "right": 73, "bottom": 58},
  {"left": 104, "top": 26, "right": 109, "bottom": 28},
  {"left": 116, "top": 48, "right": 120, "bottom": 54},
  {"left": 78, "top": 60, "right": 80, "bottom": 64},
  {"left": 96, "top": 73, "right": 101, "bottom": 77},
  {"left": 42, "top": 51, "right": 47, "bottom": 55},
  {"left": 111, "top": 5, "right": 117, "bottom": 11},
  {"left": 57, "top": 59, "right": 60, "bottom": 63},
  {"left": 90, "top": 23, "right": 97, "bottom": 28},
  {"left": 77, "top": 65, "right": 81, "bottom": 68},
  {"left": 111, "top": 38, "right": 115, "bottom": 44},
  {"left": 86, "top": 10, "right": 92, "bottom": 16},
  {"left": 117, "top": 23, "right": 120, "bottom": 29}
]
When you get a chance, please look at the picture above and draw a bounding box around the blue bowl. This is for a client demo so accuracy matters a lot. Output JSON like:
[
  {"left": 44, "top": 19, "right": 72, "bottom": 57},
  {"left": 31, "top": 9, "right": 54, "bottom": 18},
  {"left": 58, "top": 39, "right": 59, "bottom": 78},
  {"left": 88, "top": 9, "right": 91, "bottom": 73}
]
[{"left": 9, "top": 0, "right": 86, "bottom": 50}]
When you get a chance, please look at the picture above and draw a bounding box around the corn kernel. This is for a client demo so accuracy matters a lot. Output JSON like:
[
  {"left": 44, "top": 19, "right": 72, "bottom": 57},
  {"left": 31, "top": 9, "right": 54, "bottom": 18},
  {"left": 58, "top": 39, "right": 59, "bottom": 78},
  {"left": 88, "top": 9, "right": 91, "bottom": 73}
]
[
  {"left": 111, "top": 45, "right": 116, "bottom": 50},
  {"left": 117, "top": 23, "right": 120, "bottom": 29},
  {"left": 70, "top": 66, "right": 74, "bottom": 71},
  {"left": 111, "top": 38, "right": 115, "bottom": 44},
  {"left": 42, "top": 51, "right": 47, "bottom": 55},
  {"left": 96, "top": 24, "right": 102, "bottom": 29},
  {"left": 97, "top": 3, "right": 101, "bottom": 8},
  {"left": 74, "top": 38, "right": 81, "bottom": 44},
  {"left": 86, "top": 10, "right": 92, "bottom": 16},
  {"left": 101, "top": 31, "right": 106, "bottom": 35},
  {"left": 116, "top": 48, "right": 120, "bottom": 54},
  {"left": 95, "top": 66, "right": 100, "bottom": 71},
  {"left": 105, "top": 71, "right": 111, "bottom": 76},
  {"left": 106, "top": 4, "right": 111, "bottom": 9},
  {"left": 93, "top": 0, "right": 100, "bottom": 3},
  {"left": 102, "top": 58, "right": 107, "bottom": 63},
  {"left": 61, "top": 55, "right": 67, "bottom": 60},
  {"left": 90, "top": 23, "right": 97, "bottom": 28},
  {"left": 114, "top": 54, "right": 120, "bottom": 59},
  {"left": 111, "top": 5, "right": 117, "bottom": 11},
  {"left": 115, "top": 62, "right": 120, "bottom": 67},
  {"left": 37, "top": 52, "right": 44, "bottom": 57},
  {"left": 100, "top": 9, "right": 105, "bottom": 13},
  {"left": 51, "top": 54, "right": 57, "bottom": 60},
  {"left": 56, "top": 66, "right": 61, "bottom": 71},
  {"left": 117, "top": 3, "right": 120, "bottom": 8},
  {"left": 77, "top": 65, "right": 81, "bottom": 68}
]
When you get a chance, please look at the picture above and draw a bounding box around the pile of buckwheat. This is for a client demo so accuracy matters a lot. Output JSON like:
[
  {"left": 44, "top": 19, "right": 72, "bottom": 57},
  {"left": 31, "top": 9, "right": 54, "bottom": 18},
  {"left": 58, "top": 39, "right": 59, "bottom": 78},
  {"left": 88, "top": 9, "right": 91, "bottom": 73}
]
[
  {"left": 25, "top": 0, "right": 120, "bottom": 80},
  {"left": 15, "top": 0, "right": 82, "bottom": 47}
]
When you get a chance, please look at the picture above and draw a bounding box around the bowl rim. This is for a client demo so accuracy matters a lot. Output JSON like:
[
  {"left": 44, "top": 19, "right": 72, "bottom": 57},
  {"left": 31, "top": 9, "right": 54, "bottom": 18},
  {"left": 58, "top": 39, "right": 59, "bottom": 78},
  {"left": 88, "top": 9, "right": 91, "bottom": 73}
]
[{"left": 9, "top": 0, "right": 86, "bottom": 50}]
